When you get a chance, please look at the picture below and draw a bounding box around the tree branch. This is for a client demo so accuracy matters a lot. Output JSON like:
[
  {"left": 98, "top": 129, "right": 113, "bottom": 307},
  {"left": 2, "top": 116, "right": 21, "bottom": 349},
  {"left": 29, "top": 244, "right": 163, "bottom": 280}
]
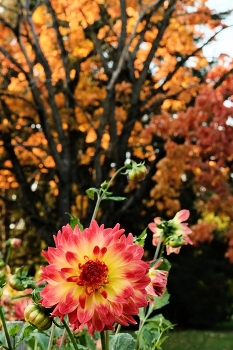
[
  {"left": 107, "top": 0, "right": 165, "bottom": 91},
  {"left": 25, "top": 10, "right": 69, "bottom": 161},
  {"left": 213, "top": 67, "right": 233, "bottom": 89}
]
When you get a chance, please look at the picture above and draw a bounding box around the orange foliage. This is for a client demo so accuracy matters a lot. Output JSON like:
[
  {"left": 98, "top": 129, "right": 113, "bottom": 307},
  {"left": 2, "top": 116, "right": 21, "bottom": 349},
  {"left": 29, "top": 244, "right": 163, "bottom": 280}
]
[{"left": 0, "top": 0, "right": 233, "bottom": 260}]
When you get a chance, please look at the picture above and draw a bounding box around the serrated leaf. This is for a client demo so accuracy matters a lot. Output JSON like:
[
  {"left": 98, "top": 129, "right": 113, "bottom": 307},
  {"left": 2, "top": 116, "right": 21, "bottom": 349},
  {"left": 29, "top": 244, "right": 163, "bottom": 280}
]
[
  {"left": 110, "top": 333, "right": 136, "bottom": 350},
  {"left": 8, "top": 323, "right": 21, "bottom": 336},
  {"left": 66, "top": 213, "right": 84, "bottom": 231},
  {"left": 86, "top": 188, "right": 99, "bottom": 200},
  {"left": 17, "top": 324, "right": 35, "bottom": 344}
]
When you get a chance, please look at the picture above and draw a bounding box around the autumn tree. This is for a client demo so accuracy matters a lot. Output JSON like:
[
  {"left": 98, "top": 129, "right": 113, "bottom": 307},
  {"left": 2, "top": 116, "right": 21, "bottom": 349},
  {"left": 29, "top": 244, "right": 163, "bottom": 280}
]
[{"left": 0, "top": 0, "right": 233, "bottom": 270}]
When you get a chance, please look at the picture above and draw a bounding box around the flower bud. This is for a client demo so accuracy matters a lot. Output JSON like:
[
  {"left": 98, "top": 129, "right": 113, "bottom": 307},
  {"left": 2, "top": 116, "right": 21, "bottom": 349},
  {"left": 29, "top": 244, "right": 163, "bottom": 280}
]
[
  {"left": 24, "top": 303, "right": 52, "bottom": 331},
  {"left": 127, "top": 163, "right": 147, "bottom": 182},
  {"left": 9, "top": 275, "right": 26, "bottom": 291},
  {"left": 168, "top": 235, "right": 184, "bottom": 248},
  {"left": 9, "top": 238, "right": 22, "bottom": 248}
]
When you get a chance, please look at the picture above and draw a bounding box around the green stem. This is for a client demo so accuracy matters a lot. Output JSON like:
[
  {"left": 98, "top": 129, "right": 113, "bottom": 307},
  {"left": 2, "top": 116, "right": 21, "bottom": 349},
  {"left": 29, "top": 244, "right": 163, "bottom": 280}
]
[
  {"left": 136, "top": 304, "right": 154, "bottom": 350},
  {"left": 5, "top": 246, "right": 12, "bottom": 266},
  {"left": 153, "top": 232, "right": 164, "bottom": 260},
  {"left": 47, "top": 321, "right": 56, "bottom": 350},
  {"left": 59, "top": 328, "right": 67, "bottom": 348},
  {"left": 100, "top": 330, "right": 106, "bottom": 350},
  {"left": 91, "top": 165, "right": 126, "bottom": 221},
  {"left": 0, "top": 306, "right": 13, "bottom": 350},
  {"left": 34, "top": 337, "right": 38, "bottom": 350},
  {"left": 91, "top": 195, "right": 102, "bottom": 221},
  {"left": 105, "top": 330, "right": 109, "bottom": 350},
  {"left": 62, "top": 319, "right": 79, "bottom": 350},
  {"left": 115, "top": 324, "right": 122, "bottom": 334}
]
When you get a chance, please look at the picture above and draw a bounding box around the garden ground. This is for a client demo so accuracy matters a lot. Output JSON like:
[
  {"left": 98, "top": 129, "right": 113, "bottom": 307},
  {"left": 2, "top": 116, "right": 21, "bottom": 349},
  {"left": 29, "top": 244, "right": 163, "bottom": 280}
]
[{"left": 162, "top": 329, "right": 233, "bottom": 350}]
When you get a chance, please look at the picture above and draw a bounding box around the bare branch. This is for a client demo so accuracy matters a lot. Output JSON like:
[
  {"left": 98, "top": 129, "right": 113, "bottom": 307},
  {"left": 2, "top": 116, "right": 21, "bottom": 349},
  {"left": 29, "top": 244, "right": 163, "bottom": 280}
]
[
  {"left": 213, "top": 67, "right": 233, "bottom": 89},
  {"left": 0, "top": 91, "right": 35, "bottom": 107},
  {"left": 44, "top": 1, "right": 71, "bottom": 96},
  {"left": 25, "top": 9, "right": 68, "bottom": 157},
  {"left": 134, "top": 0, "right": 177, "bottom": 98},
  {"left": 107, "top": 0, "right": 165, "bottom": 91},
  {"left": 0, "top": 46, "right": 28, "bottom": 74},
  {"left": 156, "top": 26, "right": 231, "bottom": 93},
  {"left": 90, "top": 31, "right": 112, "bottom": 75},
  {"left": 118, "top": 0, "right": 127, "bottom": 53}
]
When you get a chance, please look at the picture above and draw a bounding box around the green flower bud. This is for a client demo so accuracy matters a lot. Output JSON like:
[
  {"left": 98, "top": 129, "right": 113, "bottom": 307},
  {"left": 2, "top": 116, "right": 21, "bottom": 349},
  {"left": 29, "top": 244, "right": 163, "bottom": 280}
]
[
  {"left": 9, "top": 275, "right": 26, "bottom": 291},
  {"left": 24, "top": 303, "right": 52, "bottom": 331},
  {"left": 127, "top": 163, "right": 147, "bottom": 182},
  {"left": 168, "top": 235, "right": 184, "bottom": 248}
]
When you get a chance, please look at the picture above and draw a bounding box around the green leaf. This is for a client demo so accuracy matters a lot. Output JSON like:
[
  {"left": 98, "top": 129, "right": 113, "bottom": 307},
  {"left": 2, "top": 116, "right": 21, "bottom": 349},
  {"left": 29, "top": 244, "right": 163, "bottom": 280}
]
[
  {"left": 100, "top": 180, "right": 109, "bottom": 190},
  {"left": 66, "top": 213, "right": 84, "bottom": 231},
  {"left": 102, "top": 196, "right": 126, "bottom": 201},
  {"left": 17, "top": 324, "right": 35, "bottom": 344},
  {"left": 26, "top": 330, "right": 50, "bottom": 350},
  {"left": 8, "top": 323, "right": 21, "bottom": 336},
  {"left": 157, "top": 258, "right": 171, "bottom": 272},
  {"left": 0, "top": 331, "right": 6, "bottom": 347},
  {"left": 85, "top": 332, "right": 97, "bottom": 350},
  {"left": 145, "top": 314, "right": 173, "bottom": 328},
  {"left": 151, "top": 289, "right": 170, "bottom": 311},
  {"left": 134, "top": 228, "right": 147, "bottom": 247},
  {"left": 110, "top": 333, "right": 136, "bottom": 350},
  {"left": 139, "top": 325, "right": 160, "bottom": 350},
  {"left": 86, "top": 188, "right": 99, "bottom": 200}
]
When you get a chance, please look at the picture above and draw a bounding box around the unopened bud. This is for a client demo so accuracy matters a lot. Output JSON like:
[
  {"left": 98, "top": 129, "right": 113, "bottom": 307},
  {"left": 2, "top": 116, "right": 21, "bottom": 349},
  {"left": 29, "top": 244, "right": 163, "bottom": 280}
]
[
  {"left": 9, "top": 275, "right": 26, "bottom": 291},
  {"left": 127, "top": 163, "right": 147, "bottom": 182},
  {"left": 24, "top": 303, "right": 52, "bottom": 331},
  {"left": 9, "top": 238, "right": 22, "bottom": 248}
]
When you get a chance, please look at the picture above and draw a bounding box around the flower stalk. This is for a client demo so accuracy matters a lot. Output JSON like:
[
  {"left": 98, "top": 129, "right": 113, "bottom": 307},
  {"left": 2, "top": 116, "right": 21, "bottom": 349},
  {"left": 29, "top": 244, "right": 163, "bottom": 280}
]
[
  {"left": 62, "top": 319, "right": 79, "bottom": 350},
  {"left": 0, "top": 306, "right": 13, "bottom": 350},
  {"left": 153, "top": 232, "right": 164, "bottom": 260},
  {"left": 47, "top": 322, "right": 56, "bottom": 350},
  {"left": 91, "top": 165, "right": 126, "bottom": 221}
]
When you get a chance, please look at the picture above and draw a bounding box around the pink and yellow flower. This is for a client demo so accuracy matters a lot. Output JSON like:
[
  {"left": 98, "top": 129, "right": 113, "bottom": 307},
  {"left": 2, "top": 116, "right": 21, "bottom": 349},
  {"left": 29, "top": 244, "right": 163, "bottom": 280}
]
[
  {"left": 39, "top": 220, "right": 150, "bottom": 335},
  {"left": 146, "top": 260, "right": 168, "bottom": 298},
  {"left": 148, "top": 210, "right": 193, "bottom": 255}
]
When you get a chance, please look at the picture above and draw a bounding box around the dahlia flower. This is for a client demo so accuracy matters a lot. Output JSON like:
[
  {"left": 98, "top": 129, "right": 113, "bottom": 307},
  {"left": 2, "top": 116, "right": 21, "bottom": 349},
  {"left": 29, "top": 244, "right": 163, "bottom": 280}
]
[
  {"left": 39, "top": 220, "right": 150, "bottom": 335},
  {"left": 148, "top": 209, "right": 192, "bottom": 255},
  {"left": 146, "top": 260, "right": 168, "bottom": 298}
]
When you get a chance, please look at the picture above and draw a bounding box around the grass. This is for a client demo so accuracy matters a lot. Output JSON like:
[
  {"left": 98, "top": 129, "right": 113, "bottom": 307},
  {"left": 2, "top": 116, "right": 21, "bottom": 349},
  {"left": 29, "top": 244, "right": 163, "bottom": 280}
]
[{"left": 162, "top": 329, "right": 233, "bottom": 350}]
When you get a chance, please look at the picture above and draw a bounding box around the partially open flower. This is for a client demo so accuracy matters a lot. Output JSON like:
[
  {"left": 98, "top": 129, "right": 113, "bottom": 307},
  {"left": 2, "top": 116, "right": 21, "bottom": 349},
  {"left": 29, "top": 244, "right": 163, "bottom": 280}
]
[
  {"left": 39, "top": 220, "right": 150, "bottom": 335},
  {"left": 146, "top": 260, "right": 168, "bottom": 298},
  {"left": 148, "top": 210, "right": 193, "bottom": 255}
]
